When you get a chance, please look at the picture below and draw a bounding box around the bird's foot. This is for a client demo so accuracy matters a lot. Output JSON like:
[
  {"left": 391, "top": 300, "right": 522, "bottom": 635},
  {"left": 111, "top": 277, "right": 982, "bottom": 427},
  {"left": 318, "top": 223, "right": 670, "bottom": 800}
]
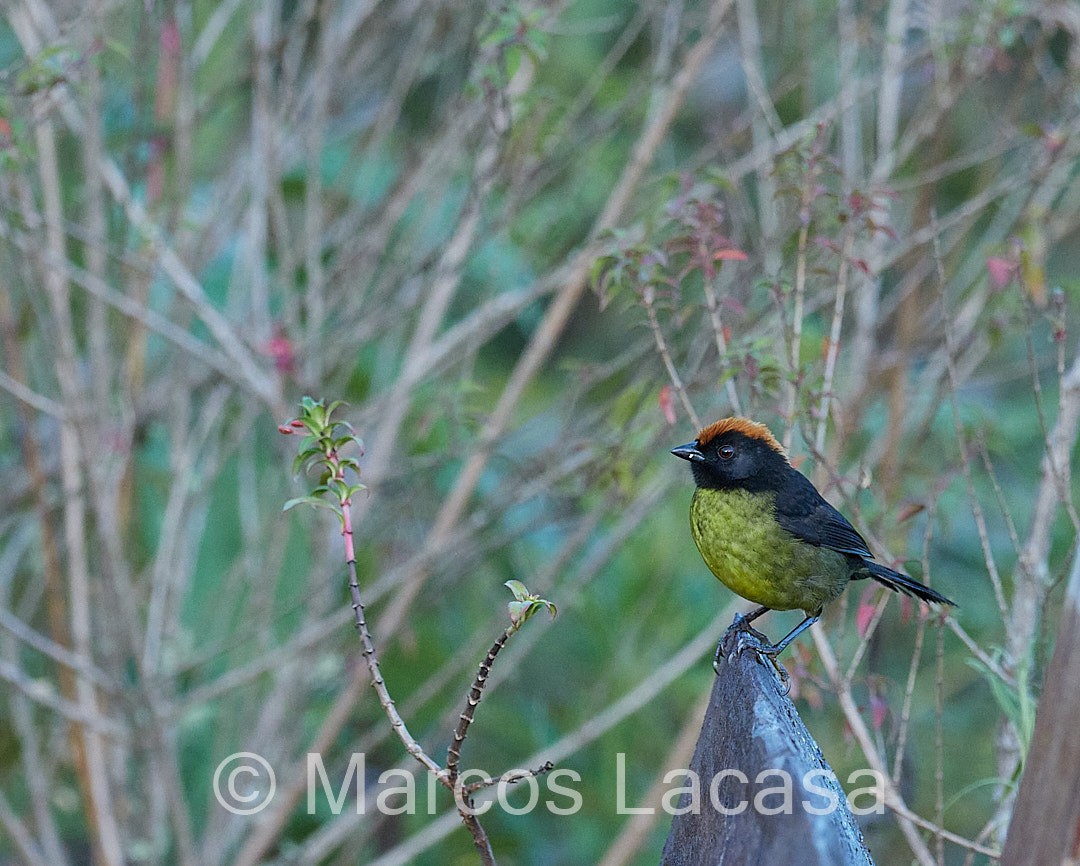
[
  {"left": 714, "top": 616, "right": 791, "bottom": 689},
  {"left": 718, "top": 611, "right": 771, "bottom": 654}
]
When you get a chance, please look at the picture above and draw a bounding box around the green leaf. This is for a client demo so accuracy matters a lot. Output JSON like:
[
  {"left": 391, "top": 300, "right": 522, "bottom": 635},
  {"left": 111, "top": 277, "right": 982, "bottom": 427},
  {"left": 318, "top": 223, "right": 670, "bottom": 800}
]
[
  {"left": 967, "top": 655, "right": 1035, "bottom": 764},
  {"left": 282, "top": 496, "right": 337, "bottom": 513},
  {"left": 103, "top": 38, "right": 132, "bottom": 62},
  {"left": 508, "top": 600, "right": 529, "bottom": 625},
  {"left": 291, "top": 449, "right": 320, "bottom": 476},
  {"left": 505, "top": 579, "right": 530, "bottom": 601},
  {"left": 504, "top": 581, "right": 556, "bottom": 625},
  {"left": 332, "top": 434, "right": 360, "bottom": 452},
  {"left": 329, "top": 479, "right": 350, "bottom": 501}
]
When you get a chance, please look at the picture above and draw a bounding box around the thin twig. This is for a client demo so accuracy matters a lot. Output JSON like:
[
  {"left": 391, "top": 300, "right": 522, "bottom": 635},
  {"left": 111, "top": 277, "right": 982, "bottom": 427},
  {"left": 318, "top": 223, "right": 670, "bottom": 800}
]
[
  {"left": 643, "top": 285, "right": 701, "bottom": 430},
  {"left": 1019, "top": 289, "right": 1080, "bottom": 533},
  {"left": 0, "top": 659, "right": 126, "bottom": 738},
  {"left": 842, "top": 588, "right": 890, "bottom": 686},
  {"left": 301, "top": 0, "right": 331, "bottom": 385},
  {"left": 935, "top": 612, "right": 946, "bottom": 865},
  {"left": 892, "top": 612, "right": 929, "bottom": 785},
  {"left": 933, "top": 219, "right": 1009, "bottom": 622},
  {"left": 447, "top": 629, "right": 510, "bottom": 782},
  {"left": 2, "top": 650, "right": 71, "bottom": 866},
  {"left": 812, "top": 629, "right": 937, "bottom": 866},
  {"left": 946, "top": 620, "right": 1014, "bottom": 688},
  {"left": 846, "top": 0, "right": 907, "bottom": 384},
  {"left": 0, "top": 222, "right": 263, "bottom": 397},
  {"left": 339, "top": 499, "right": 446, "bottom": 780},
  {"left": 16, "top": 52, "right": 126, "bottom": 860},
  {"left": 893, "top": 495, "right": 937, "bottom": 783},
  {"left": 0, "top": 606, "right": 117, "bottom": 693},
  {"left": 815, "top": 221, "right": 855, "bottom": 454},
  {"left": 782, "top": 140, "right": 816, "bottom": 449},
  {"left": 441, "top": 625, "right": 505, "bottom": 865},
  {"left": 974, "top": 436, "right": 1025, "bottom": 563},
  {"left": 0, "top": 788, "right": 50, "bottom": 866},
  {"left": 701, "top": 273, "right": 743, "bottom": 414},
  {"left": 735, "top": 0, "right": 781, "bottom": 273},
  {"left": 0, "top": 369, "right": 65, "bottom": 419},
  {"left": 463, "top": 763, "right": 555, "bottom": 796},
  {"left": 886, "top": 797, "right": 1001, "bottom": 860}
]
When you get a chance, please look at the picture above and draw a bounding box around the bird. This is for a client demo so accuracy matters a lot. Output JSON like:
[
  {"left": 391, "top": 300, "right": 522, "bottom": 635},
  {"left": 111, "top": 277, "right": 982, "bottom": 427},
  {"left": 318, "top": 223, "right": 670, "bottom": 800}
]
[{"left": 671, "top": 417, "right": 954, "bottom": 657}]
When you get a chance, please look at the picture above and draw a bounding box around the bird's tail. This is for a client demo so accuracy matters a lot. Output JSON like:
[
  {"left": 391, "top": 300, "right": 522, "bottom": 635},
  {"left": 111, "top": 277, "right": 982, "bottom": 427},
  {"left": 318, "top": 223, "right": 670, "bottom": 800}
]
[{"left": 864, "top": 561, "right": 955, "bottom": 607}]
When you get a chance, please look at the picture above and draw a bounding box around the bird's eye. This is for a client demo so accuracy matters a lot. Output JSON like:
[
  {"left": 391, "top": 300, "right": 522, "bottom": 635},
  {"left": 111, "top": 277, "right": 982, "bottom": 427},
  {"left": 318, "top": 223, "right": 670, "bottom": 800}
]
[{"left": 718, "top": 444, "right": 735, "bottom": 460}]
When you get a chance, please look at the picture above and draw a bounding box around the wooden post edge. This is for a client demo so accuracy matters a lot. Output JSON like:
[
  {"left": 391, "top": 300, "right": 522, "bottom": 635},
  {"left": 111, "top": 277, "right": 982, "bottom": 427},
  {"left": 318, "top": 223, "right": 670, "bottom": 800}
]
[{"left": 660, "top": 620, "right": 875, "bottom": 866}]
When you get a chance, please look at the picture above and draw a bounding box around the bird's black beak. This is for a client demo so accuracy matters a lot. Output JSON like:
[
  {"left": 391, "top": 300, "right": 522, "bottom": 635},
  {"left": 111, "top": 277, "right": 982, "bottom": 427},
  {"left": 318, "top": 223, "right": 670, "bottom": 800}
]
[{"left": 671, "top": 442, "right": 705, "bottom": 463}]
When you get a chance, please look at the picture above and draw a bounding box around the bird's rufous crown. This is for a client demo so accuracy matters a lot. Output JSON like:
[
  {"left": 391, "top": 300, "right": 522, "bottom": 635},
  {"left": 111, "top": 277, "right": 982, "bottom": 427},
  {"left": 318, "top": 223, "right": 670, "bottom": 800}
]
[{"left": 696, "top": 417, "right": 787, "bottom": 458}]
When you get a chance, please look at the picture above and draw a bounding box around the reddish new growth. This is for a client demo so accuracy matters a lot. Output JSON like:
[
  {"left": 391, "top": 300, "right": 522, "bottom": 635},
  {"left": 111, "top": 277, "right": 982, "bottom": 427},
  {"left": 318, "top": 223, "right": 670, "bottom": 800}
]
[{"left": 696, "top": 417, "right": 787, "bottom": 458}]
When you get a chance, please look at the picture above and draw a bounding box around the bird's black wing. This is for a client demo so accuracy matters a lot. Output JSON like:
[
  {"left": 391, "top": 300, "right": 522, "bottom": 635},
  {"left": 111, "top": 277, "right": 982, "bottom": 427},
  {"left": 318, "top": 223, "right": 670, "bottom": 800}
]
[{"left": 771, "top": 471, "right": 874, "bottom": 558}]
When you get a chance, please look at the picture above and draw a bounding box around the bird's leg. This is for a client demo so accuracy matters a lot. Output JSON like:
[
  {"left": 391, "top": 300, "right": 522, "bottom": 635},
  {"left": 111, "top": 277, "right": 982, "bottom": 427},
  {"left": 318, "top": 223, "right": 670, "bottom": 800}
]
[
  {"left": 719, "top": 612, "right": 820, "bottom": 686},
  {"left": 763, "top": 613, "right": 820, "bottom": 656},
  {"left": 735, "top": 605, "right": 770, "bottom": 626},
  {"left": 715, "top": 606, "right": 773, "bottom": 673}
]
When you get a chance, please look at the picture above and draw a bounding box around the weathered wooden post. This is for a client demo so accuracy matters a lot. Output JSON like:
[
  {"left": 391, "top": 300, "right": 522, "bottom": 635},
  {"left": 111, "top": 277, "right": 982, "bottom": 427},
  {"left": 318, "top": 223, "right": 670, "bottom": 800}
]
[
  {"left": 1002, "top": 553, "right": 1080, "bottom": 866},
  {"left": 661, "top": 621, "right": 875, "bottom": 865}
]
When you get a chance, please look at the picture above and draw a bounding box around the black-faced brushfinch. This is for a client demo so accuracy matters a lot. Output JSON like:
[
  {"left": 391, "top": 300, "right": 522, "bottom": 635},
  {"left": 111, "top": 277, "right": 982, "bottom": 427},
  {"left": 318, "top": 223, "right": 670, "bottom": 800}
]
[{"left": 672, "top": 417, "right": 954, "bottom": 656}]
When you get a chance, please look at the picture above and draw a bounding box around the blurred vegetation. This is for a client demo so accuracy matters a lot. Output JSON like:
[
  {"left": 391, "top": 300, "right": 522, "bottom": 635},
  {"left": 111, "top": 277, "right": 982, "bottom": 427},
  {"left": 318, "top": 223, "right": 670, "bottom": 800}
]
[{"left": 1, "top": 0, "right": 1079, "bottom": 864}]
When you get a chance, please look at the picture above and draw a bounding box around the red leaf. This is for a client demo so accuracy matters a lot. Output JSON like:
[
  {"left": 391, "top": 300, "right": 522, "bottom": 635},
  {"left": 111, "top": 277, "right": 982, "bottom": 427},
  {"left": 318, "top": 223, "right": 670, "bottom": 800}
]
[
  {"left": 723, "top": 297, "right": 746, "bottom": 316},
  {"left": 267, "top": 329, "right": 296, "bottom": 376},
  {"left": 896, "top": 501, "right": 926, "bottom": 524},
  {"left": 1043, "top": 128, "right": 1066, "bottom": 156},
  {"left": 987, "top": 257, "right": 1017, "bottom": 290},
  {"left": 160, "top": 17, "right": 181, "bottom": 56},
  {"left": 856, "top": 585, "right": 878, "bottom": 638},
  {"left": 714, "top": 248, "right": 748, "bottom": 261},
  {"left": 658, "top": 385, "right": 676, "bottom": 425},
  {"left": 870, "top": 692, "right": 888, "bottom": 731}
]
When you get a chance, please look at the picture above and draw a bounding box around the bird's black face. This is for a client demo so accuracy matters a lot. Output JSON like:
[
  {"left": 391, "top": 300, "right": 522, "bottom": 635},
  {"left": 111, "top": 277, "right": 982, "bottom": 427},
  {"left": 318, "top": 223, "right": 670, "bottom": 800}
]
[{"left": 671, "top": 431, "right": 788, "bottom": 491}]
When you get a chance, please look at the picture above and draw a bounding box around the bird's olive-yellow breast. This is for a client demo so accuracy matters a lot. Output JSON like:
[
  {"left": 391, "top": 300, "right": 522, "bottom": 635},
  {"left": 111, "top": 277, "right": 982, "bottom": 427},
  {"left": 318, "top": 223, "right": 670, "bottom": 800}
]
[{"left": 688, "top": 486, "right": 849, "bottom": 613}]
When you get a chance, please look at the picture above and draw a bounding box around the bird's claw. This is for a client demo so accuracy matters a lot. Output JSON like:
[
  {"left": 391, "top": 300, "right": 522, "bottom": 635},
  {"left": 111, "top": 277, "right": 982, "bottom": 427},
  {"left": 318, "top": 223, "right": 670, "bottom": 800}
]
[
  {"left": 760, "top": 649, "right": 791, "bottom": 692},
  {"left": 714, "top": 616, "right": 791, "bottom": 690}
]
